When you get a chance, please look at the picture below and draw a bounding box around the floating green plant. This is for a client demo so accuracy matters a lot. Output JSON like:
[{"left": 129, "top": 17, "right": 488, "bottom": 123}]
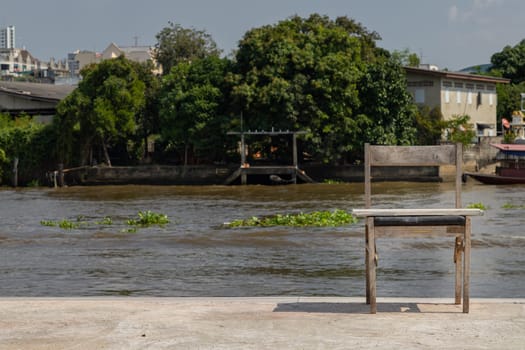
[
  {"left": 40, "top": 220, "right": 57, "bottom": 227},
  {"left": 227, "top": 209, "right": 358, "bottom": 228},
  {"left": 58, "top": 219, "right": 81, "bottom": 230},
  {"left": 323, "top": 179, "right": 344, "bottom": 184},
  {"left": 466, "top": 202, "right": 489, "bottom": 210},
  {"left": 97, "top": 216, "right": 113, "bottom": 225},
  {"left": 40, "top": 219, "right": 80, "bottom": 229},
  {"left": 501, "top": 202, "right": 525, "bottom": 210},
  {"left": 127, "top": 210, "right": 170, "bottom": 227},
  {"left": 40, "top": 211, "right": 170, "bottom": 231}
]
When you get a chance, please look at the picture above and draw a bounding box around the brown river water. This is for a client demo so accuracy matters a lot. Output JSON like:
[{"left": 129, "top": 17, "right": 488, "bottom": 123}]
[{"left": 0, "top": 182, "right": 523, "bottom": 297}]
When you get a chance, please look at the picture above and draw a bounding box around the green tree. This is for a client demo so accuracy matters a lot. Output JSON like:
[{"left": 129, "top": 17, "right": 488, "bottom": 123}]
[
  {"left": 232, "top": 14, "right": 414, "bottom": 163},
  {"left": 55, "top": 56, "right": 145, "bottom": 166},
  {"left": 158, "top": 56, "right": 234, "bottom": 164},
  {"left": 414, "top": 106, "right": 445, "bottom": 145},
  {"left": 356, "top": 58, "right": 417, "bottom": 149},
  {"left": 0, "top": 114, "right": 57, "bottom": 184},
  {"left": 391, "top": 48, "right": 420, "bottom": 67},
  {"left": 444, "top": 115, "right": 476, "bottom": 146},
  {"left": 131, "top": 60, "right": 162, "bottom": 159},
  {"left": 491, "top": 39, "right": 525, "bottom": 84},
  {"left": 0, "top": 148, "right": 5, "bottom": 180},
  {"left": 496, "top": 82, "right": 525, "bottom": 126},
  {"left": 154, "top": 21, "right": 221, "bottom": 76},
  {"left": 233, "top": 14, "right": 381, "bottom": 164}
]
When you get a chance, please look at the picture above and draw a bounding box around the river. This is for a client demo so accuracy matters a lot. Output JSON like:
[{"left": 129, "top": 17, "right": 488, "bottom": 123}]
[{"left": 0, "top": 182, "right": 523, "bottom": 298}]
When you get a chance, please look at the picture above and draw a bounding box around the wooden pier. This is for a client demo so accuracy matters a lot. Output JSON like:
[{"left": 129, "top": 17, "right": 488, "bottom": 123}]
[
  {"left": 226, "top": 129, "right": 315, "bottom": 185},
  {"left": 223, "top": 165, "right": 314, "bottom": 185}
]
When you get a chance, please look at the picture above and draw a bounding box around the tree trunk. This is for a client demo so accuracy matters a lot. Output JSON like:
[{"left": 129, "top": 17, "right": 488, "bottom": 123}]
[
  {"left": 184, "top": 143, "right": 189, "bottom": 166},
  {"left": 101, "top": 138, "right": 112, "bottom": 167}
]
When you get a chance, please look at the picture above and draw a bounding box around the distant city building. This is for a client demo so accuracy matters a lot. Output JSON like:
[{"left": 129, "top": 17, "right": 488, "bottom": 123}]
[
  {"left": 101, "top": 42, "right": 161, "bottom": 74},
  {"left": 67, "top": 50, "right": 101, "bottom": 76},
  {"left": 66, "top": 42, "right": 161, "bottom": 79},
  {"left": 102, "top": 42, "right": 151, "bottom": 62},
  {"left": 0, "top": 25, "right": 15, "bottom": 49},
  {"left": 0, "top": 48, "right": 41, "bottom": 77}
]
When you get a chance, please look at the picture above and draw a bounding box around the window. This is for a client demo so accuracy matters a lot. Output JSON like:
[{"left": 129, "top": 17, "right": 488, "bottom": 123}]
[
  {"left": 445, "top": 89, "right": 450, "bottom": 103},
  {"left": 408, "top": 80, "right": 434, "bottom": 87},
  {"left": 467, "top": 92, "right": 473, "bottom": 105},
  {"left": 456, "top": 91, "right": 462, "bottom": 104},
  {"left": 489, "top": 93, "right": 494, "bottom": 106},
  {"left": 415, "top": 89, "right": 425, "bottom": 103}
]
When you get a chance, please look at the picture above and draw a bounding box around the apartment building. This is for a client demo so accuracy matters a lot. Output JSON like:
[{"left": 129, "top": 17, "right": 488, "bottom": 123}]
[
  {"left": 0, "top": 25, "right": 15, "bottom": 49},
  {"left": 405, "top": 66, "right": 510, "bottom": 136}
]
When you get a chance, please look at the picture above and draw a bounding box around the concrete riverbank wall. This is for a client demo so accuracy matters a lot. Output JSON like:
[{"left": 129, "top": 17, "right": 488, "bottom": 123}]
[
  {"left": 61, "top": 164, "right": 443, "bottom": 186},
  {"left": 58, "top": 138, "right": 499, "bottom": 186}
]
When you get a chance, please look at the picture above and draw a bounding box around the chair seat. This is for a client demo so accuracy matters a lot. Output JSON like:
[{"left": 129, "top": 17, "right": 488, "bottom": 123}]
[{"left": 374, "top": 215, "right": 466, "bottom": 227}]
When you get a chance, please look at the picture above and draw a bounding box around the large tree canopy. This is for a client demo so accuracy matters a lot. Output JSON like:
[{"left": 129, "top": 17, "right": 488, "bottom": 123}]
[
  {"left": 56, "top": 56, "right": 145, "bottom": 166},
  {"left": 154, "top": 22, "right": 221, "bottom": 76},
  {"left": 491, "top": 39, "right": 525, "bottom": 84},
  {"left": 357, "top": 59, "right": 417, "bottom": 147},
  {"left": 158, "top": 56, "right": 234, "bottom": 164},
  {"left": 232, "top": 14, "right": 414, "bottom": 163}
]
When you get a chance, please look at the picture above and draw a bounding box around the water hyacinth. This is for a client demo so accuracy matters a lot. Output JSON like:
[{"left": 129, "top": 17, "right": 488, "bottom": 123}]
[
  {"left": 466, "top": 202, "right": 489, "bottom": 210},
  {"left": 501, "top": 202, "right": 525, "bottom": 210},
  {"left": 126, "top": 210, "right": 170, "bottom": 227},
  {"left": 40, "top": 210, "right": 170, "bottom": 231},
  {"left": 227, "top": 209, "right": 358, "bottom": 228}
]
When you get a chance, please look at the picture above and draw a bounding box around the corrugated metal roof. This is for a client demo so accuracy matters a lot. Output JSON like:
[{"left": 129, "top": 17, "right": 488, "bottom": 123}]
[
  {"left": 404, "top": 66, "right": 510, "bottom": 84},
  {"left": 0, "top": 81, "right": 75, "bottom": 101}
]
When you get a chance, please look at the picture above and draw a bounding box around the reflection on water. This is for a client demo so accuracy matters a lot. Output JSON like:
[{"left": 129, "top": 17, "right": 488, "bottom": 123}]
[{"left": 0, "top": 182, "right": 524, "bottom": 297}]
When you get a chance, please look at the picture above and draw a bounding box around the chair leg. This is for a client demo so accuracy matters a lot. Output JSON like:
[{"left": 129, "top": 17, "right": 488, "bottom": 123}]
[
  {"left": 365, "top": 224, "right": 370, "bottom": 305},
  {"left": 463, "top": 218, "right": 472, "bottom": 313},
  {"left": 366, "top": 218, "right": 376, "bottom": 313},
  {"left": 454, "top": 236, "right": 463, "bottom": 305}
]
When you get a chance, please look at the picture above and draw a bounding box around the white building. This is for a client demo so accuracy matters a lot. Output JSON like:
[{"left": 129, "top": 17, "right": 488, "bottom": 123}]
[
  {"left": 405, "top": 66, "right": 510, "bottom": 137},
  {"left": 0, "top": 48, "right": 41, "bottom": 76},
  {"left": 67, "top": 42, "right": 161, "bottom": 78},
  {"left": 0, "top": 25, "right": 15, "bottom": 49}
]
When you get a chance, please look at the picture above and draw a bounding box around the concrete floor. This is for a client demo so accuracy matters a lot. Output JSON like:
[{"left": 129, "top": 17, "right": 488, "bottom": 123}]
[{"left": 0, "top": 297, "right": 524, "bottom": 349}]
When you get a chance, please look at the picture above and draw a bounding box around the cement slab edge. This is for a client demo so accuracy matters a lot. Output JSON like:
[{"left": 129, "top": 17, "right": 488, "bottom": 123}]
[{"left": 0, "top": 297, "right": 523, "bottom": 304}]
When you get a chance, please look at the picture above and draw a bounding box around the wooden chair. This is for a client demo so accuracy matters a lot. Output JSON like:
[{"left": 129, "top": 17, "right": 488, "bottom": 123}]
[{"left": 352, "top": 143, "right": 483, "bottom": 313}]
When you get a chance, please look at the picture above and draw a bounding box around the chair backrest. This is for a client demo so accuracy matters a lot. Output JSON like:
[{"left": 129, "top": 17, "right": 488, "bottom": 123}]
[{"left": 364, "top": 143, "right": 462, "bottom": 209}]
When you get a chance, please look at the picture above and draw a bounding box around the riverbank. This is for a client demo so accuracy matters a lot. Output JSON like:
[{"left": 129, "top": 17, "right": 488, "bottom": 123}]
[
  {"left": 1, "top": 297, "right": 523, "bottom": 349},
  {"left": 58, "top": 163, "right": 447, "bottom": 186}
]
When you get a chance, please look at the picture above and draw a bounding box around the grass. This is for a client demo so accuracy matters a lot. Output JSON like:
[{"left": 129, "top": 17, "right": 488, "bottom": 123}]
[{"left": 226, "top": 209, "right": 358, "bottom": 228}]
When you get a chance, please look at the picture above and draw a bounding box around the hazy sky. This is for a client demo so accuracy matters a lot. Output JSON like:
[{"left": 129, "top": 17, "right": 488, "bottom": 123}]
[{"left": 2, "top": 0, "right": 524, "bottom": 71}]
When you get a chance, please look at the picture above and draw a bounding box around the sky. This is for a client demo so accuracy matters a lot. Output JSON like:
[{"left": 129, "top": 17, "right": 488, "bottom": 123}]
[{"left": 2, "top": 0, "right": 525, "bottom": 71}]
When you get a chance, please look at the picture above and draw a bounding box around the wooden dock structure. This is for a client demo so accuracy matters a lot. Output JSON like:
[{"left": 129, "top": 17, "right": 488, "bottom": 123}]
[
  {"left": 223, "top": 165, "right": 314, "bottom": 185},
  {"left": 225, "top": 129, "right": 315, "bottom": 185}
]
